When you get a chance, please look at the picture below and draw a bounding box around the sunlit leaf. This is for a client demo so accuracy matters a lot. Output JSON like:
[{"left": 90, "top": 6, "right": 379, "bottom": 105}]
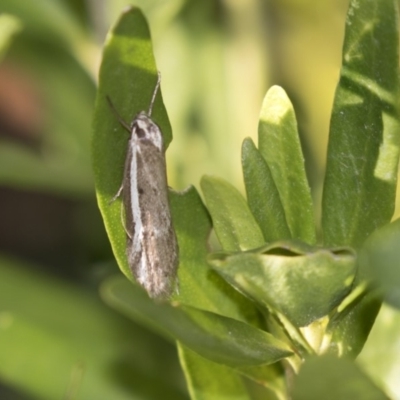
[
  {"left": 92, "top": 6, "right": 172, "bottom": 280},
  {"left": 258, "top": 86, "right": 316, "bottom": 244},
  {"left": 322, "top": 0, "right": 400, "bottom": 248}
]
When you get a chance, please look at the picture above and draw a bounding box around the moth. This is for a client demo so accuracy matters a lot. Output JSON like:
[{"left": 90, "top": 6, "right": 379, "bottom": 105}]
[{"left": 107, "top": 73, "right": 179, "bottom": 299}]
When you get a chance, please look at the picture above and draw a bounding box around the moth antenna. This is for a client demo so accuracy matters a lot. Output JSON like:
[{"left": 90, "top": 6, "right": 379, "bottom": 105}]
[
  {"left": 106, "top": 96, "right": 131, "bottom": 133},
  {"left": 148, "top": 71, "right": 161, "bottom": 117}
]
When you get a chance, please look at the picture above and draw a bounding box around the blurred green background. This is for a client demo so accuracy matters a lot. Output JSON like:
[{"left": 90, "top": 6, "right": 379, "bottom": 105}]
[{"left": 1, "top": 0, "right": 400, "bottom": 399}]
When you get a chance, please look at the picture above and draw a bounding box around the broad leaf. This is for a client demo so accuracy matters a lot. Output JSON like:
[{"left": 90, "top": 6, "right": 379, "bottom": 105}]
[
  {"left": 92, "top": 7, "right": 172, "bottom": 281},
  {"left": 209, "top": 242, "right": 356, "bottom": 327},
  {"left": 322, "top": 0, "right": 400, "bottom": 248},
  {"left": 320, "top": 0, "right": 400, "bottom": 360}
]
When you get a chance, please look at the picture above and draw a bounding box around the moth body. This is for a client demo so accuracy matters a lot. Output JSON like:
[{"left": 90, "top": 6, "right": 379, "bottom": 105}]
[{"left": 108, "top": 75, "right": 179, "bottom": 299}]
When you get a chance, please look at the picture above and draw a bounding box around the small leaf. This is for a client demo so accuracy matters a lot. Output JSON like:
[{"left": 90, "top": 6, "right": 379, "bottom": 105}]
[
  {"left": 258, "top": 86, "right": 316, "bottom": 244},
  {"left": 92, "top": 7, "right": 172, "bottom": 281},
  {"left": 209, "top": 242, "right": 356, "bottom": 327},
  {"left": 292, "top": 354, "right": 390, "bottom": 400},
  {"left": 242, "top": 138, "right": 291, "bottom": 242},
  {"left": 200, "top": 175, "right": 265, "bottom": 251},
  {"left": 322, "top": 0, "right": 400, "bottom": 248}
]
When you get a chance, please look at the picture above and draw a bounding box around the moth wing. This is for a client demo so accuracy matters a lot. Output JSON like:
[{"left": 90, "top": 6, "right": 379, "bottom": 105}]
[{"left": 130, "top": 141, "right": 179, "bottom": 298}]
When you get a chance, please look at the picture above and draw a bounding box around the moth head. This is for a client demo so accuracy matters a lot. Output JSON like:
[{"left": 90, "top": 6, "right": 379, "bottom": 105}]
[{"left": 132, "top": 112, "right": 163, "bottom": 151}]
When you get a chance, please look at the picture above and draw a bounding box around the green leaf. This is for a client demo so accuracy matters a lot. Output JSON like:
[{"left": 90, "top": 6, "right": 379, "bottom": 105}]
[
  {"left": 322, "top": 0, "right": 400, "bottom": 248},
  {"left": 209, "top": 242, "right": 356, "bottom": 327},
  {"left": 178, "top": 344, "right": 252, "bottom": 400},
  {"left": 292, "top": 355, "right": 390, "bottom": 400},
  {"left": 242, "top": 138, "right": 291, "bottom": 242},
  {"left": 101, "top": 276, "right": 293, "bottom": 369},
  {"left": 169, "top": 187, "right": 261, "bottom": 325},
  {"left": 200, "top": 175, "right": 265, "bottom": 251},
  {"left": 92, "top": 6, "right": 173, "bottom": 281},
  {"left": 0, "top": 257, "right": 186, "bottom": 400},
  {"left": 358, "top": 218, "right": 400, "bottom": 308},
  {"left": 258, "top": 86, "right": 315, "bottom": 244}
]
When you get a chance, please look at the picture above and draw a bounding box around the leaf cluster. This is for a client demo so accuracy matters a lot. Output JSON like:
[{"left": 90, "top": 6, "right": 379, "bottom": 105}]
[{"left": 92, "top": 1, "right": 400, "bottom": 398}]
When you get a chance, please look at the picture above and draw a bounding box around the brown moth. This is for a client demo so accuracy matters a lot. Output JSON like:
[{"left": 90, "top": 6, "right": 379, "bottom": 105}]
[{"left": 107, "top": 73, "right": 179, "bottom": 299}]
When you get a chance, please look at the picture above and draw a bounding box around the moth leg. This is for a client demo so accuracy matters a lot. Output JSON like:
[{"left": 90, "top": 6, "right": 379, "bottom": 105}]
[
  {"left": 109, "top": 183, "right": 124, "bottom": 204},
  {"left": 119, "top": 202, "right": 132, "bottom": 239},
  {"left": 109, "top": 188, "right": 132, "bottom": 239},
  {"left": 106, "top": 96, "right": 131, "bottom": 133}
]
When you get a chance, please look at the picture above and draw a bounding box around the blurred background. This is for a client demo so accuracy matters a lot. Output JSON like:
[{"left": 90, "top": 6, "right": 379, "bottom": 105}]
[{"left": 1, "top": 0, "right": 400, "bottom": 399}]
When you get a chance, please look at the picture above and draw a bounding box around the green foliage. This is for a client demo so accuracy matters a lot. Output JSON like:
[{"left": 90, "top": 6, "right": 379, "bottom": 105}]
[{"left": 2, "top": 0, "right": 400, "bottom": 399}]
